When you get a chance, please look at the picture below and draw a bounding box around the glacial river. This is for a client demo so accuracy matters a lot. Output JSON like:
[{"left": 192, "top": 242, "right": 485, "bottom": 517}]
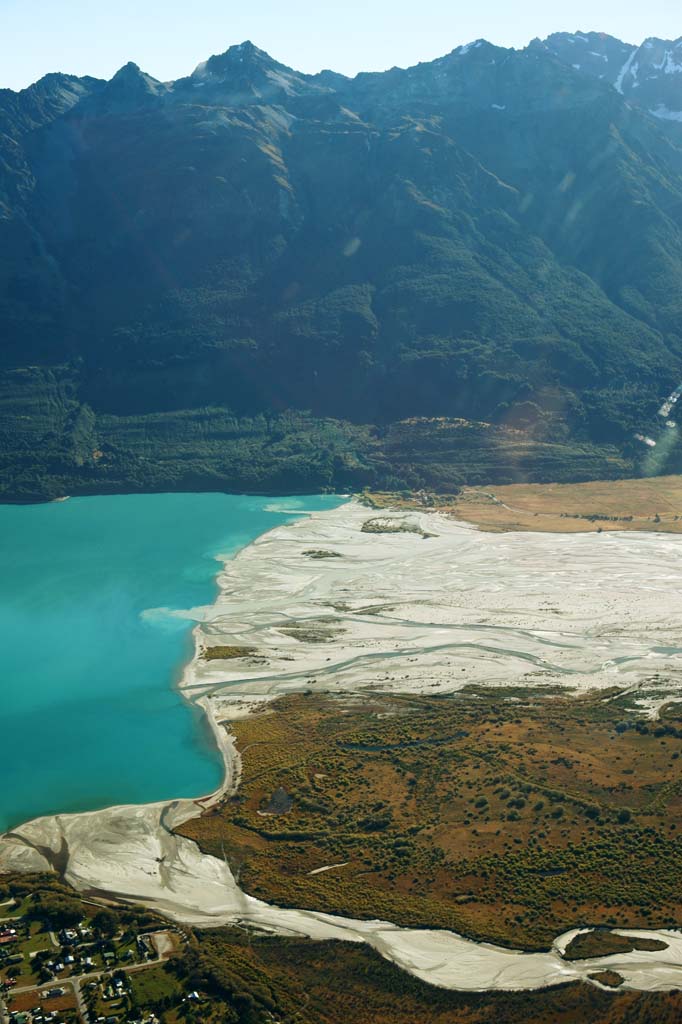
[
  {"left": 0, "top": 492, "right": 342, "bottom": 833},
  {"left": 3, "top": 499, "right": 682, "bottom": 994}
]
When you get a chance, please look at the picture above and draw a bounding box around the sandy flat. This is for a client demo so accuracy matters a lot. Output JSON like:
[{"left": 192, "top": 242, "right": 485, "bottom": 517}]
[
  {"left": 3, "top": 499, "right": 682, "bottom": 992},
  {"left": 184, "top": 500, "right": 682, "bottom": 704}
]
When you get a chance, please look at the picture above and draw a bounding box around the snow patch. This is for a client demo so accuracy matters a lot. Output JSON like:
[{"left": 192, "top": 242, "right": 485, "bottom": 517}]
[
  {"left": 458, "top": 40, "right": 483, "bottom": 56},
  {"left": 650, "top": 103, "right": 682, "bottom": 122},
  {"left": 615, "top": 47, "right": 638, "bottom": 93},
  {"left": 665, "top": 51, "right": 682, "bottom": 74}
]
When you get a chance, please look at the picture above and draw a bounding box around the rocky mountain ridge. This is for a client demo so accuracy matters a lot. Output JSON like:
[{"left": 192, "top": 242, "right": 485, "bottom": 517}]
[
  {"left": 540, "top": 31, "right": 682, "bottom": 123},
  {"left": 2, "top": 32, "right": 682, "bottom": 499}
]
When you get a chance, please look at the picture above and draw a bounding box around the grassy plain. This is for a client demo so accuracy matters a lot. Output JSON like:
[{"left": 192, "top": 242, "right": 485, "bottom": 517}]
[
  {"left": 368, "top": 473, "right": 682, "bottom": 533},
  {"left": 179, "top": 690, "right": 682, "bottom": 950}
]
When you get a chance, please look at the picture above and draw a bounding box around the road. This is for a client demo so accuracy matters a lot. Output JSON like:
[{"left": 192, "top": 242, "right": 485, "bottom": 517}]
[{"left": 4, "top": 931, "right": 175, "bottom": 1024}]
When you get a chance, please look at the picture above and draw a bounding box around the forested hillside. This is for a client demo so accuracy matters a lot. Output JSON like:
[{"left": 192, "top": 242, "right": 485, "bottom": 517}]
[{"left": 2, "top": 35, "right": 682, "bottom": 498}]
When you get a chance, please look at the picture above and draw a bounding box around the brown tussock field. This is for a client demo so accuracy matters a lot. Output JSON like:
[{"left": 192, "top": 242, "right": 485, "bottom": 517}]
[
  {"left": 178, "top": 689, "right": 682, "bottom": 950},
  {"left": 367, "top": 474, "right": 682, "bottom": 533}
]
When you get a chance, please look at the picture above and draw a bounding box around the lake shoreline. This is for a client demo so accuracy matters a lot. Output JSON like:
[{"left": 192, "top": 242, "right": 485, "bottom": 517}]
[
  {"left": 2, "top": 499, "right": 682, "bottom": 992},
  {"left": 0, "top": 486, "right": 347, "bottom": 508},
  {"left": 0, "top": 493, "right": 343, "bottom": 834}
]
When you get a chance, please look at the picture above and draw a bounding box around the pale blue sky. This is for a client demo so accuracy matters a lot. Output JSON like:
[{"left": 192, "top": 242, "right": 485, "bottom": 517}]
[{"left": 3, "top": 0, "right": 682, "bottom": 90}]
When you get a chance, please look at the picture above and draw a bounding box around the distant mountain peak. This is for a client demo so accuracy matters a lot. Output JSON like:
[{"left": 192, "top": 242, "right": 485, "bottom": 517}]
[
  {"left": 79, "top": 61, "right": 167, "bottom": 114},
  {"left": 0, "top": 72, "right": 104, "bottom": 135},
  {"left": 456, "top": 39, "right": 488, "bottom": 55},
  {"left": 182, "top": 39, "right": 330, "bottom": 105},
  {"left": 233, "top": 40, "right": 261, "bottom": 56},
  {"left": 193, "top": 40, "right": 283, "bottom": 81},
  {"left": 22, "top": 71, "right": 104, "bottom": 98},
  {"left": 110, "top": 61, "right": 162, "bottom": 88},
  {"left": 113, "top": 61, "right": 143, "bottom": 77},
  {"left": 545, "top": 29, "right": 633, "bottom": 46}
]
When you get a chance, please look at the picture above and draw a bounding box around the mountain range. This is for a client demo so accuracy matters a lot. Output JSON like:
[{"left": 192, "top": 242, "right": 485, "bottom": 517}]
[{"left": 2, "top": 31, "right": 682, "bottom": 499}]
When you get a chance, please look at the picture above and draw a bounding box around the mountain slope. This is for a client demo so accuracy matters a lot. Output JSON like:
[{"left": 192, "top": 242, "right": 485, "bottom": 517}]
[
  {"left": 1, "top": 37, "right": 682, "bottom": 499},
  {"left": 541, "top": 31, "right": 682, "bottom": 125}
]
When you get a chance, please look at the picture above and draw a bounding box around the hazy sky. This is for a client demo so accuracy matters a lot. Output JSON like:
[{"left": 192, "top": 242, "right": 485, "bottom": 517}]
[{"left": 3, "top": 0, "right": 682, "bottom": 90}]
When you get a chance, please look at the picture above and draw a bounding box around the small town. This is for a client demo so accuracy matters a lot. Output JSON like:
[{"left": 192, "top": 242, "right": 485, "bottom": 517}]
[{"left": 0, "top": 892, "right": 198, "bottom": 1024}]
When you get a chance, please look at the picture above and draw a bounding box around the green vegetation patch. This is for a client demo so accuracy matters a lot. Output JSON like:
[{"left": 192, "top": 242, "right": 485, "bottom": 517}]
[
  {"left": 168, "top": 927, "right": 682, "bottom": 1024},
  {"left": 361, "top": 516, "right": 436, "bottom": 538},
  {"left": 179, "top": 691, "right": 682, "bottom": 949},
  {"left": 564, "top": 931, "right": 669, "bottom": 961},
  {"left": 202, "top": 646, "right": 258, "bottom": 661},
  {"left": 129, "top": 963, "right": 182, "bottom": 1008},
  {"left": 589, "top": 970, "right": 625, "bottom": 988}
]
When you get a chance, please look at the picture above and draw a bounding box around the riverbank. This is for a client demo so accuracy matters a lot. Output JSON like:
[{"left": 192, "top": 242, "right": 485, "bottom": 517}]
[{"left": 2, "top": 499, "right": 682, "bottom": 991}]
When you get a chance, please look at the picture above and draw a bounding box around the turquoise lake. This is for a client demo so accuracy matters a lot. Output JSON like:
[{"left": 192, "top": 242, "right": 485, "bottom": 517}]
[{"left": 0, "top": 492, "right": 343, "bottom": 834}]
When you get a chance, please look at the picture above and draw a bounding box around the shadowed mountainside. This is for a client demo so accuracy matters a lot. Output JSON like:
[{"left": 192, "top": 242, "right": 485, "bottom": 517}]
[{"left": 3, "top": 35, "right": 682, "bottom": 498}]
